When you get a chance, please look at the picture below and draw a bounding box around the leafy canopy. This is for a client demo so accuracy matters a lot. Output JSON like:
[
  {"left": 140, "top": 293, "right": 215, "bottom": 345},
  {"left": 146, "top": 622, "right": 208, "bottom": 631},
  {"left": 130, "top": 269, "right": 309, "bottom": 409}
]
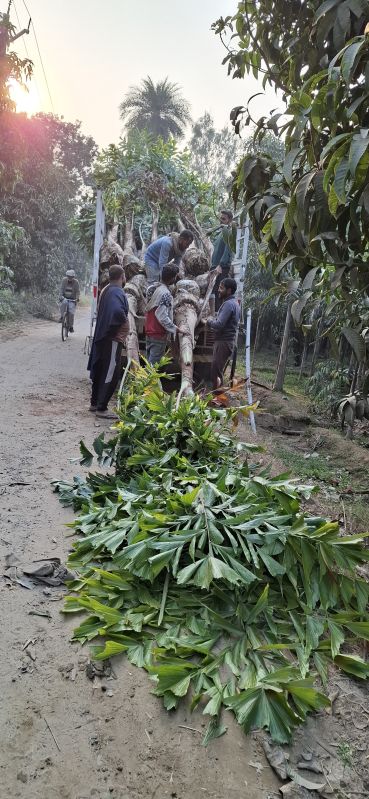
[
  {"left": 0, "top": 112, "right": 96, "bottom": 292},
  {"left": 119, "top": 76, "right": 192, "bottom": 141},
  {"left": 73, "top": 131, "right": 213, "bottom": 251},
  {"left": 213, "top": 1, "right": 369, "bottom": 349},
  {"left": 0, "top": 10, "right": 33, "bottom": 112}
]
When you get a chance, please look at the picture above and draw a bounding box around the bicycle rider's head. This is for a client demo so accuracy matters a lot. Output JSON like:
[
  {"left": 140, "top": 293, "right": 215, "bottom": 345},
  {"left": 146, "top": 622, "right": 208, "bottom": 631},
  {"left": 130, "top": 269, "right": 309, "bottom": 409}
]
[{"left": 66, "top": 269, "right": 76, "bottom": 282}]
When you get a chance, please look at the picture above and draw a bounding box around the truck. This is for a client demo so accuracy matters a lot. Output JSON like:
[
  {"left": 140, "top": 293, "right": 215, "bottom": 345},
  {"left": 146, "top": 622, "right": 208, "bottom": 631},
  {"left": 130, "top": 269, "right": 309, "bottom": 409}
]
[{"left": 87, "top": 191, "right": 248, "bottom": 390}]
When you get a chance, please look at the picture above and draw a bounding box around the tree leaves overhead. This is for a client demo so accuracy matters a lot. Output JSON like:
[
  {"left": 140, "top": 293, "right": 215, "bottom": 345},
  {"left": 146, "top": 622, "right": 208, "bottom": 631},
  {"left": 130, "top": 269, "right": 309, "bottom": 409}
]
[
  {"left": 73, "top": 130, "right": 212, "bottom": 248},
  {"left": 0, "top": 10, "right": 33, "bottom": 113},
  {"left": 56, "top": 363, "right": 369, "bottom": 744},
  {"left": 0, "top": 112, "right": 96, "bottom": 291},
  {"left": 213, "top": 0, "right": 369, "bottom": 374}
]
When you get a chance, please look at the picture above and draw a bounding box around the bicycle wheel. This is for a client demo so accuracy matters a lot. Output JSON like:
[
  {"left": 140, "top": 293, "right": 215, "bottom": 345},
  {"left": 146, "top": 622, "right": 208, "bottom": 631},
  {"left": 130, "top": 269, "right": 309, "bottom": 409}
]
[{"left": 61, "top": 312, "right": 69, "bottom": 341}]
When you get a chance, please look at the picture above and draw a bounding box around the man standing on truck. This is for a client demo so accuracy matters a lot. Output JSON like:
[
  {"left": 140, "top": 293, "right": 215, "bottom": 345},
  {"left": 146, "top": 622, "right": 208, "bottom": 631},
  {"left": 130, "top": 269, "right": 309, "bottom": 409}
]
[
  {"left": 144, "top": 230, "right": 194, "bottom": 285},
  {"left": 88, "top": 264, "right": 129, "bottom": 419},
  {"left": 59, "top": 269, "right": 80, "bottom": 332},
  {"left": 207, "top": 277, "right": 240, "bottom": 391},
  {"left": 209, "top": 210, "right": 234, "bottom": 311},
  {"left": 145, "top": 264, "right": 184, "bottom": 365}
]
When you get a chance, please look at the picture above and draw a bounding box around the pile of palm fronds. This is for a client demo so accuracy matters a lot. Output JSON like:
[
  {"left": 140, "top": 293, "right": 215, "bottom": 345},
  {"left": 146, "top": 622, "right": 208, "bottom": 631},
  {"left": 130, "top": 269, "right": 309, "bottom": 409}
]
[{"left": 55, "top": 363, "right": 369, "bottom": 745}]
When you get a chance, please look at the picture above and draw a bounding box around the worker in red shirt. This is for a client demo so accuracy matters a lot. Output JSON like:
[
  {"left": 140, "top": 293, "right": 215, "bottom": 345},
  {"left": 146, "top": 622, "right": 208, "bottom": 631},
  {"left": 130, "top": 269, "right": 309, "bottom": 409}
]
[{"left": 145, "top": 264, "right": 185, "bottom": 365}]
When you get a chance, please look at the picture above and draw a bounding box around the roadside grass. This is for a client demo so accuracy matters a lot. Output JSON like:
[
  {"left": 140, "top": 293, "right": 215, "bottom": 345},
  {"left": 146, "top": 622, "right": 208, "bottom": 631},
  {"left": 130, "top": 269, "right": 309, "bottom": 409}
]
[
  {"left": 0, "top": 289, "right": 91, "bottom": 323},
  {"left": 273, "top": 443, "right": 369, "bottom": 533},
  {"left": 274, "top": 444, "right": 350, "bottom": 491},
  {"left": 238, "top": 347, "right": 310, "bottom": 399}
]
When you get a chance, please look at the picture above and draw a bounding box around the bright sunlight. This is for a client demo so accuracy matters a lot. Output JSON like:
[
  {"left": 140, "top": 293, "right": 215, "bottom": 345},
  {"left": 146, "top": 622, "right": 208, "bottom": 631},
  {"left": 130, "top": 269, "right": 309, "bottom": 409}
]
[{"left": 8, "top": 78, "right": 40, "bottom": 115}]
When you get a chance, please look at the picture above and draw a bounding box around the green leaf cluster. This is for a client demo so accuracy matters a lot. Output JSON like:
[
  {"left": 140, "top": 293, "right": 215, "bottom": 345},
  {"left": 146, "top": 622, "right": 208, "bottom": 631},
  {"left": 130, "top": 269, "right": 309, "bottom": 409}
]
[
  {"left": 86, "top": 130, "right": 212, "bottom": 244},
  {"left": 214, "top": 0, "right": 369, "bottom": 357},
  {"left": 57, "top": 363, "right": 369, "bottom": 744}
]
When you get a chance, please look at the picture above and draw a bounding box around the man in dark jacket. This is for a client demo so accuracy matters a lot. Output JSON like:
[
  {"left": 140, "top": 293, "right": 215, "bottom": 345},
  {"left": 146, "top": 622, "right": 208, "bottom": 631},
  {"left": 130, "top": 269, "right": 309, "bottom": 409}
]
[
  {"left": 207, "top": 277, "right": 240, "bottom": 391},
  {"left": 210, "top": 210, "right": 233, "bottom": 311},
  {"left": 88, "top": 264, "right": 129, "bottom": 419}
]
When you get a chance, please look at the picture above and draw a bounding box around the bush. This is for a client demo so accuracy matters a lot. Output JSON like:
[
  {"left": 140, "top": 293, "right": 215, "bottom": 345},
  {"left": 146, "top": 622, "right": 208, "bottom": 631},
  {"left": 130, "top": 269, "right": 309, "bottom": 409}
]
[
  {"left": 0, "top": 289, "right": 23, "bottom": 322},
  {"left": 307, "top": 360, "right": 351, "bottom": 413},
  {"left": 24, "top": 293, "right": 58, "bottom": 321}
]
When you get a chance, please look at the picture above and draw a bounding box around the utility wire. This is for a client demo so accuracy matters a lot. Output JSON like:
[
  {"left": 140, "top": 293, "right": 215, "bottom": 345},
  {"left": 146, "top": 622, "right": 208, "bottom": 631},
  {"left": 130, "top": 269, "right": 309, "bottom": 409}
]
[
  {"left": 13, "top": 0, "right": 42, "bottom": 106},
  {"left": 21, "top": 0, "right": 54, "bottom": 112},
  {"left": 13, "top": 0, "right": 30, "bottom": 58}
]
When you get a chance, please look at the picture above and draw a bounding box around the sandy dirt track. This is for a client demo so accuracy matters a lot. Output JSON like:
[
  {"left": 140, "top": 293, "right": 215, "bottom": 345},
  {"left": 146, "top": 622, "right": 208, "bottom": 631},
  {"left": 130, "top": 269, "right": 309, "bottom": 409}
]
[{"left": 0, "top": 310, "right": 279, "bottom": 799}]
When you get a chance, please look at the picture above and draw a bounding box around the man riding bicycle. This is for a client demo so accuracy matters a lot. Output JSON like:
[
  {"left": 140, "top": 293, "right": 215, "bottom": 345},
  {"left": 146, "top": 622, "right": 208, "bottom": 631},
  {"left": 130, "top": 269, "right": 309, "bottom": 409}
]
[{"left": 59, "top": 269, "right": 80, "bottom": 332}]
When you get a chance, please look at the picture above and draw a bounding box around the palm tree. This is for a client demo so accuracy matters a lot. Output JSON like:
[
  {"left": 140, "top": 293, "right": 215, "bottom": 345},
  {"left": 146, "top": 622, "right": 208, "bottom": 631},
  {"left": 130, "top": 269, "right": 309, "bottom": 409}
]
[{"left": 119, "top": 77, "right": 191, "bottom": 141}]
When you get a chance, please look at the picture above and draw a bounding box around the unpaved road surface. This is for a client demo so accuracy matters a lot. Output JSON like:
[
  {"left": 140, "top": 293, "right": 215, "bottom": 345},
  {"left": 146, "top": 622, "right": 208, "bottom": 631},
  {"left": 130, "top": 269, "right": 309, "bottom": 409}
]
[{"left": 0, "top": 310, "right": 279, "bottom": 799}]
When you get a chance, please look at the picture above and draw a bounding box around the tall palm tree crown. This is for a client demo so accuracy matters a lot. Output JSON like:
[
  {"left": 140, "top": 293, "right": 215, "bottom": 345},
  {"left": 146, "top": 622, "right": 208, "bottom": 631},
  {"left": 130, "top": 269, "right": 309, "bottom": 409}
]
[{"left": 119, "top": 77, "right": 191, "bottom": 141}]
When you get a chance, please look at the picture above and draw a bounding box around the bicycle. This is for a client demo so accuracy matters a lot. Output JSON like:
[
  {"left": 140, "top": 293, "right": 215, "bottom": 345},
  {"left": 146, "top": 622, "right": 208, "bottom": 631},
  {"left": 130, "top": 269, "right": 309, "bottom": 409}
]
[{"left": 61, "top": 298, "right": 76, "bottom": 341}]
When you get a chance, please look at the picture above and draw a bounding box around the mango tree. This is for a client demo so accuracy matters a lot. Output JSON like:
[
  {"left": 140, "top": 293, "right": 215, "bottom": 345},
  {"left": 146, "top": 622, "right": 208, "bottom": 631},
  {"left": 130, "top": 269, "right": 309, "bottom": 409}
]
[{"left": 213, "top": 0, "right": 369, "bottom": 394}]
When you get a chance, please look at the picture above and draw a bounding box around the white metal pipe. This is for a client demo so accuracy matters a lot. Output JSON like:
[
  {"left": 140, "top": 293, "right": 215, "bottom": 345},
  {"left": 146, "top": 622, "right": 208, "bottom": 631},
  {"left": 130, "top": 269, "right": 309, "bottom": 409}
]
[
  {"left": 89, "top": 189, "right": 105, "bottom": 348},
  {"left": 245, "top": 307, "right": 257, "bottom": 434}
]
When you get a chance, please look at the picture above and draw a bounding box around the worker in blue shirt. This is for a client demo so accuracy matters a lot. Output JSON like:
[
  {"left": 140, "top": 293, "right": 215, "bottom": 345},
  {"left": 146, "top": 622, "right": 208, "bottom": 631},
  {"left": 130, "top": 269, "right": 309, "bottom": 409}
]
[
  {"left": 210, "top": 209, "right": 234, "bottom": 310},
  {"left": 144, "top": 230, "right": 194, "bottom": 285}
]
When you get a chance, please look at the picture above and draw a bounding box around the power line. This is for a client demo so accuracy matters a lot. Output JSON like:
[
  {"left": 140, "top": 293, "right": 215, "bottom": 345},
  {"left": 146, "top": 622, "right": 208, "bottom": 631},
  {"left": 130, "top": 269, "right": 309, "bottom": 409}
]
[
  {"left": 21, "top": 0, "right": 55, "bottom": 112},
  {"left": 13, "top": 0, "right": 42, "bottom": 106},
  {"left": 13, "top": 0, "right": 30, "bottom": 58}
]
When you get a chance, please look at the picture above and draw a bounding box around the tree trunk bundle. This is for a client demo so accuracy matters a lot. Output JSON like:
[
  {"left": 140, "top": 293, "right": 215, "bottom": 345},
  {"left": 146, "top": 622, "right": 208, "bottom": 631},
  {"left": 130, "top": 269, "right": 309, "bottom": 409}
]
[
  {"left": 99, "top": 235, "right": 124, "bottom": 267},
  {"left": 195, "top": 272, "right": 211, "bottom": 297},
  {"left": 173, "top": 280, "right": 201, "bottom": 396},
  {"left": 124, "top": 288, "right": 140, "bottom": 366},
  {"left": 125, "top": 274, "right": 147, "bottom": 316},
  {"left": 123, "top": 254, "right": 145, "bottom": 281},
  {"left": 123, "top": 212, "right": 135, "bottom": 252},
  {"left": 182, "top": 248, "right": 210, "bottom": 277}
]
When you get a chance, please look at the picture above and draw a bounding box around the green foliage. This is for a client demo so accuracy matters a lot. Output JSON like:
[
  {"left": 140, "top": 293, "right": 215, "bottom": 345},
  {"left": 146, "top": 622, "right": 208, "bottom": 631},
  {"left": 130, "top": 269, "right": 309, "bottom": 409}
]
[
  {"left": 0, "top": 11, "right": 33, "bottom": 113},
  {"left": 337, "top": 741, "right": 354, "bottom": 768},
  {"left": 275, "top": 444, "right": 350, "bottom": 489},
  {"left": 187, "top": 112, "right": 245, "bottom": 201},
  {"left": 24, "top": 292, "right": 58, "bottom": 320},
  {"left": 0, "top": 112, "right": 95, "bottom": 295},
  {"left": 213, "top": 0, "right": 369, "bottom": 355},
  {"left": 55, "top": 363, "right": 369, "bottom": 744},
  {"left": 119, "top": 76, "right": 191, "bottom": 141},
  {"left": 308, "top": 359, "right": 351, "bottom": 411},
  {"left": 0, "top": 220, "right": 23, "bottom": 265},
  {"left": 0, "top": 288, "right": 22, "bottom": 321},
  {"left": 85, "top": 130, "right": 213, "bottom": 242}
]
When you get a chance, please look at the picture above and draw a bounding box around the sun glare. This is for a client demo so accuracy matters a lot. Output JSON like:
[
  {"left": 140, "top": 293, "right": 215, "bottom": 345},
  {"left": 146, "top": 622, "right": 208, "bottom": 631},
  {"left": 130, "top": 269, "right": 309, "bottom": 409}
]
[{"left": 8, "top": 78, "right": 40, "bottom": 115}]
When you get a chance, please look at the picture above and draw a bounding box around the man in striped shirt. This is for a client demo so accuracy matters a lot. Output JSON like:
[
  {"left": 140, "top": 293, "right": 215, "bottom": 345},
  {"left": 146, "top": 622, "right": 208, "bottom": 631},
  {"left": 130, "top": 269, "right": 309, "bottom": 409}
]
[{"left": 145, "top": 264, "right": 185, "bottom": 365}]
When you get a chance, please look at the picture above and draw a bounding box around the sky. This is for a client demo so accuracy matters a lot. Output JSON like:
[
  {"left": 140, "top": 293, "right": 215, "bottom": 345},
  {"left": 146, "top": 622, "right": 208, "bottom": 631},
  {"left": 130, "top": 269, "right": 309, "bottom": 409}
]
[{"left": 9, "top": 0, "right": 280, "bottom": 148}]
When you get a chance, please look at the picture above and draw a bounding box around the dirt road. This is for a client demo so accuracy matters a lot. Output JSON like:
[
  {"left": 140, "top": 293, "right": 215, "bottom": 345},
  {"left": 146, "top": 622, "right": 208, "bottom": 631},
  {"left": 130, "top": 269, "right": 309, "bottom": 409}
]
[{"left": 0, "top": 310, "right": 279, "bottom": 799}]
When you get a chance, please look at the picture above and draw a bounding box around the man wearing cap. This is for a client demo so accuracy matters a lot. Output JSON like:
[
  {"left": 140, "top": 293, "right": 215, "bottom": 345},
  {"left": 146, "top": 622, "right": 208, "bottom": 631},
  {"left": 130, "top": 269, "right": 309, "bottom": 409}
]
[{"left": 59, "top": 269, "right": 80, "bottom": 332}]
